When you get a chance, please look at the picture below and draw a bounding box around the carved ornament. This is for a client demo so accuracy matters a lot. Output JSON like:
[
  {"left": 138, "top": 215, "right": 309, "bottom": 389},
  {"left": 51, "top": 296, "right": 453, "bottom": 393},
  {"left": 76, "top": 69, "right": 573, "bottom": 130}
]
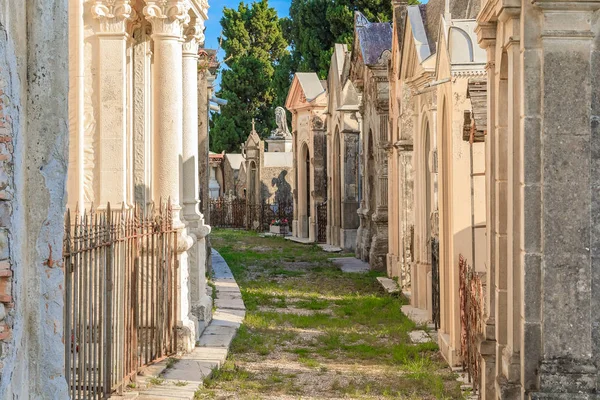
[
  {"left": 91, "top": 0, "right": 137, "bottom": 34},
  {"left": 143, "top": 0, "right": 190, "bottom": 38},
  {"left": 183, "top": 18, "right": 205, "bottom": 54},
  {"left": 311, "top": 116, "right": 325, "bottom": 131}
]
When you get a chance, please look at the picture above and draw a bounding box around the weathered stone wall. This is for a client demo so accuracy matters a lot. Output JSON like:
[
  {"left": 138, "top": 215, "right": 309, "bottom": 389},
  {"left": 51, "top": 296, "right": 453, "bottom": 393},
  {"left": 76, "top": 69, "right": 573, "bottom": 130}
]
[
  {"left": 222, "top": 157, "right": 236, "bottom": 197},
  {"left": 260, "top": 167, "right": 293, "bottom": 204},
  {"left": 0, "top": 26, "right": 15, "bottom": 351},
  {"left": 355, "top": 70, "right": 389, "bottom": 271},
  {"left": 0, "top": 1, "right": 69, "bottom": 398}
]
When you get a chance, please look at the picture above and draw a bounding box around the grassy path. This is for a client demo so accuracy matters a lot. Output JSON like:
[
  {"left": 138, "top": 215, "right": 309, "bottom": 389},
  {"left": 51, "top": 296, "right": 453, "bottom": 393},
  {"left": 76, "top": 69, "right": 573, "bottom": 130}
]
[{"left": 195, "top": 229, "right": 464, "bottom": 399}]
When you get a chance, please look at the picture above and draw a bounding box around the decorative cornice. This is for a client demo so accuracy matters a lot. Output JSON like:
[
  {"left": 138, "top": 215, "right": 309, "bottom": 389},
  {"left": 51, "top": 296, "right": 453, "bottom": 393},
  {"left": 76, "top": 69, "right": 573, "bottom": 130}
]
[
  {"left": 533, "top": 0, "right": 600, "bottom": 11},
  {"left": 475, "top": 21, "right": 497, "bottom": 48},
  {"left": 452, "top": 70, "right": 487, "bottom": 78},
  {"left": 143, "top": 0, "right": 190, "bottom": 38},
  {"left": 91, "top": 0, "right": 137, "bottom": 34}
]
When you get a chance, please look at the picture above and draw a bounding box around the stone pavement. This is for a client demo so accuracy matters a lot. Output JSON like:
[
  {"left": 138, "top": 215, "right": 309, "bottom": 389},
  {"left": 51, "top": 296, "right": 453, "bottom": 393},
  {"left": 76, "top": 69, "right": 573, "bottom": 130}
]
[
  {"left": 285, "top": 236, "right": 313, "bottom": 244},
  {"left": 132, "top": 249, "right": 245, "bottom": 399},
  {"left": 331, "top": 257, "right": 370, "bottom": 273}
]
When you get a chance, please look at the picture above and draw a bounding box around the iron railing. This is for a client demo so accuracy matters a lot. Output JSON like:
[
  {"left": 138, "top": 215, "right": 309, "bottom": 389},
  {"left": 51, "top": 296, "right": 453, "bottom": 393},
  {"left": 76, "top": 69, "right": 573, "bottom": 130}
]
[
  {"left": 431, "top": 238, "right": 440, "bottom": 330},
  {"left": 459, "top": 254, "right": 485, "bottom": 396},
  {"left": 63, "top": 201, "right": 178, "bottom": 399},
  {"left": 316, "top": 202, "right": 327, "bottom": 243},
  {"left": 209, "top": 198, "right": 293, "bottom": 232}
]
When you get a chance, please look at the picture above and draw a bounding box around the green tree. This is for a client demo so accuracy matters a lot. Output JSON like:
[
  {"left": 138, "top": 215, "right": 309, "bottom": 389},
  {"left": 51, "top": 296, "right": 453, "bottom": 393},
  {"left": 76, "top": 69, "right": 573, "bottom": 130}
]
[
  {"left": 211, "top": 0, "right": 289, "bottom": 153},
  {"left": 285, "top": 0, "right": 413, "bottom": 78}
]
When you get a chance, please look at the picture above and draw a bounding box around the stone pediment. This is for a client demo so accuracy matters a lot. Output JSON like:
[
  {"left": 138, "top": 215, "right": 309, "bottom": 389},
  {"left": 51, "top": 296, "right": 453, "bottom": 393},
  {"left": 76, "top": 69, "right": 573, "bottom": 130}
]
[{"left": 285, "top": 73, "right": 327, "bottom": 112}]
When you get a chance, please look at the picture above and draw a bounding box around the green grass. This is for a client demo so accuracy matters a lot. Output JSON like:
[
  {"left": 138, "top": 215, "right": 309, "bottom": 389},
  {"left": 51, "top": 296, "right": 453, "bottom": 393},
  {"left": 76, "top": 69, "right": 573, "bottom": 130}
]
[
  {"left": 165, "top": 357, "right": 178, "bottom": 369},
  {"left": 203, "top": 229, "right": 464, "bottom": 399},
  {"left": 147, "top": 376, "right": 164, "bottom": 386}
]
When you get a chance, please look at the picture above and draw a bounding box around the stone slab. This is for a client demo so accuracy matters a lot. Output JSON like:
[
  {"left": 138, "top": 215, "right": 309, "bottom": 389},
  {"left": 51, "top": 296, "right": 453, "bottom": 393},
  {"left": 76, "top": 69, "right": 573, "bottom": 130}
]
[
  {"left": 214, "top": 298, "right": 245, "bottom": 311},
  {"left": 136, "top": 249, "right": 245, "bottom": 400},
  {"left": 331, "top": 257, "right": 370, "bottom": 273},
  {"left": 285, "top": 236, "right": 314, "bottom": 244},
  {"left": 211, "top": 309, "right": 245, "bottom": 327},
  {"left": 318, "top": 244, "right": 343, "bottom": 253},
  {"left": 401, "top": 305, "right": 430, "bottom": 325},
  {"left": 409, "top": 330, "right": 433, "bottom": 344},
  {"left": 376, "top": 277, "right": 400, "bottom": 294}
]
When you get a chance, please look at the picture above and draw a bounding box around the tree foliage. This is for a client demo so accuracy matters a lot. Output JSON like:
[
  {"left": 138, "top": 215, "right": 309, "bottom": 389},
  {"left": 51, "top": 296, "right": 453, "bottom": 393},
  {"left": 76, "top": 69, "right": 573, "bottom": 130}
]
[
  {"left": 211, "top": 0, "right": 289, "bottom": 153},
  {"left": 284, "top": 0, "right": 397, "bottom": 78}
]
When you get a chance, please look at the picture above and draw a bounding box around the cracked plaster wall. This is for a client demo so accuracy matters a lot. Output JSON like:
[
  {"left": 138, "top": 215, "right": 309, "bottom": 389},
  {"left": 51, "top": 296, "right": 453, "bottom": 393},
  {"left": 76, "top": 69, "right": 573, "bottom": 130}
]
[{"left": 0, "top": 1, "right": 69, "bottom": 398}]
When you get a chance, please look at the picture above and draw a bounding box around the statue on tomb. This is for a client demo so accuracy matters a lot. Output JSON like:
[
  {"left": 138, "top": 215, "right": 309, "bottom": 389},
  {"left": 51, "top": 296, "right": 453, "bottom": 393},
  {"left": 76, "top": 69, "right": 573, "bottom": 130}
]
[{"left": 271, "top": 107, "right": 292, "bottom": 138}]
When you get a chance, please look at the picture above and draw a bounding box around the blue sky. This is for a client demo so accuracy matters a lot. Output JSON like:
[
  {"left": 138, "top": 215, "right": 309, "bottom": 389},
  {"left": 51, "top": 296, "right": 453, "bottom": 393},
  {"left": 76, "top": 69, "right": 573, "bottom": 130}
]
[{"left": 204, "top": 0, "right": 291, "bottom": 89}]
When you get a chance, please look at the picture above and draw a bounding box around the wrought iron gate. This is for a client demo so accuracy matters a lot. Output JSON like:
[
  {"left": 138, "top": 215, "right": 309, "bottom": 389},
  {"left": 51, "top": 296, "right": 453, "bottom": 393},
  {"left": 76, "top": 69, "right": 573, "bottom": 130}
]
[
  {"left": 63, "top": 202, "right": 178, "bottom": 399},
  {"left": 209, "top": 198, "right": 293, "bottom": 233},
  {"left": 431, "top": 238, "right": 440, "bottom": 330},
  {"left": 316, "top": 202, "right": 327, "bottom": 243}
]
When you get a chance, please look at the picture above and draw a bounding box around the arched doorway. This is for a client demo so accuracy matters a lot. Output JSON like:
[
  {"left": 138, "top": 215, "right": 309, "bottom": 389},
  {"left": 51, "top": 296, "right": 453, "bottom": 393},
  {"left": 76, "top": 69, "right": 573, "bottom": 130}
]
[
  {"left": 249, "top": 160, "right": 257, "bottom": 203},
  {"left": 298, "top": 143, "right": 311, "bottom": 238},
  {"left": 365, "top": 129, "right": 375, "bottom": 260}
]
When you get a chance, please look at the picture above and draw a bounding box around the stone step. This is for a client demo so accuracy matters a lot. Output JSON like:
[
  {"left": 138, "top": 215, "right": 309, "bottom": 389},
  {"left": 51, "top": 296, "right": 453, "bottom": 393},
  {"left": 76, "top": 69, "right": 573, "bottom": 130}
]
[{"left": 376, "top": 277, "right": 400, "bottom": 294}]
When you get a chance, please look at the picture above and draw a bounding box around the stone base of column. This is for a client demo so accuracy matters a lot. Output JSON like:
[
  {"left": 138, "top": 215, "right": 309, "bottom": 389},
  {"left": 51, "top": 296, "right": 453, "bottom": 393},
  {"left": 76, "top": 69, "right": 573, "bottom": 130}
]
[
  {"left": 177, "top": 319, "right": 197, "bottom": 353},
  {"left": 175, "top": 218, "right": 197, "bottom": 353},
  {"left": 309, "top": 218, "right": 317, "bottom": 242},
  {"left": 479, "top": 336, "right": 497, "bottom": 400},
  {"left": 368, "top": 235, "right": 388, "bottom": 271},
  {"left": 502, "top": 348, "right": 521, "bottom": 385},
  {"left": 184, "top": 215, "right": 213, "bottom": 341},
  {"left": 530, "top": 395, "right": 600, "bottom": 400},
  {"left": 414, "top": 262, "right": 431, "bottom": 310},
  {"left": 438, "top": 331, "right": 461, "bottom": 367},
  {"left": 340, "top": 228, "right": 357, "bottom": 251},
  {"left": 192, "top": 294, "right": 214, "bottom": 340},
  {"left": 527, "top": 360, "right": 599, "bottom": 399}
]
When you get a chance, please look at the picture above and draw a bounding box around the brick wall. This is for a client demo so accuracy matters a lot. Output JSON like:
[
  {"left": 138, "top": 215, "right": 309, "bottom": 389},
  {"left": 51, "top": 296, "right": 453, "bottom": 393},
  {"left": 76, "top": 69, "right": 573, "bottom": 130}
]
[{"left": 0, "top": 76, "right": 14, "bottom": 348}]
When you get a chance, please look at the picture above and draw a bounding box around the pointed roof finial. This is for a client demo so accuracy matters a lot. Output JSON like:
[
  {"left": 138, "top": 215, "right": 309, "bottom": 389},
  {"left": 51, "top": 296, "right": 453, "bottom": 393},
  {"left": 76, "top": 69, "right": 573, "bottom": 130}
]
[{"left": 252, "top": 118, "right": 256, "bottom": 133}]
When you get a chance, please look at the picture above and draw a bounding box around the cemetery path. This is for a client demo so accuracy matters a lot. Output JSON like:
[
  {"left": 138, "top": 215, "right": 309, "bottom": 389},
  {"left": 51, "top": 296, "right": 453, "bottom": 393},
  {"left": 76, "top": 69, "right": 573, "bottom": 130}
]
[{"left": 195, "top": 229, "right": 465, "bottom": 400}]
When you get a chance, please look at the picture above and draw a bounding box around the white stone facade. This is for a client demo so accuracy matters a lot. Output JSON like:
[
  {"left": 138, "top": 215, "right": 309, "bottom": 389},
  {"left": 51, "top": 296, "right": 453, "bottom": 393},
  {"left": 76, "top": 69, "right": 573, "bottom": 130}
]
[{"left": 66, "top": 0, "right": 213, "bottom": 353}]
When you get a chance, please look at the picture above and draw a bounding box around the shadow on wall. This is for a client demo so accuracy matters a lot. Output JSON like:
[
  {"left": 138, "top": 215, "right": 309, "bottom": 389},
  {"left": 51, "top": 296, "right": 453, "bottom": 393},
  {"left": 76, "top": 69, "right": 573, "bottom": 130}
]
[
  {"left": 272, "top": 170, "right": 292, "bottom": 204},
  {"left": 260, "top": 170, "right": 292, "bottom": 204}
]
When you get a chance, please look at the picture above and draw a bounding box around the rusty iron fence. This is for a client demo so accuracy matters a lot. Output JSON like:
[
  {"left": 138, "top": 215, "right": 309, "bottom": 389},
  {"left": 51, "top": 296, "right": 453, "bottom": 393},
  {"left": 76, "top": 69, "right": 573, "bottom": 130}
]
[
  {"left": 209, "top": 197, "right": 293, "bottom": 232},
  {"left": 459, "top": 254, "right": 485, "bottom": 396},
  {"left": 63, "top": 201, "right": 178, "bottom": 399},
  {"left": 316, "top": 202, "right": 327, "bottom": 243}
]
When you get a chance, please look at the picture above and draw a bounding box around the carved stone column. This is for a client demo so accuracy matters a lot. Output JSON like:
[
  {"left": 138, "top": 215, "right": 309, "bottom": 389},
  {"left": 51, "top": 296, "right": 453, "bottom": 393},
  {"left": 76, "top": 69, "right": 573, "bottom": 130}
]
[
  {"left": 143, "top": 0, "right": 195, "bottom": 352},
  {"left": 198, "top": 68, "right": 209, "bottom": 222},
  {"left": 91, "top": 0, "right": 135, "bottom": 207},
  {"left": 341, "top": 130, "right": 360, "bottom": 250},
  {"left": 181, "top": 17, "right": 212, "bottom": 340},
  {"left": 182, "top": 18, "right": 203, "bottom": 220},
  {"left": 475, "top": 19, "right": 497, "bottom": 400},
  {"left": 370, "top": 111, "right": 389, "bottom": 271}
]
